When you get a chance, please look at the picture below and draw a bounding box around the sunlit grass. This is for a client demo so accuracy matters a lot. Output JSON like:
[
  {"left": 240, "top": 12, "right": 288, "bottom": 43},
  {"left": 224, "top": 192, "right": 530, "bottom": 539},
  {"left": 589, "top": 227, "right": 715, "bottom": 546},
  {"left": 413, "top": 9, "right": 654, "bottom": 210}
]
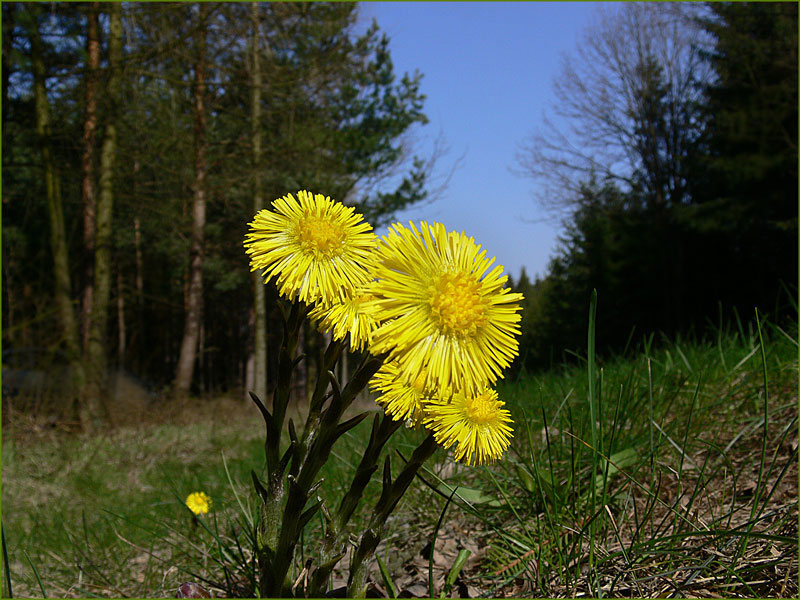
[
  {"left": 452, "top": 308, "right": 799, "bottom": 597},
  {"left": 1, "top": 397, "right": 435, "bottom": 598},
  {"left": 2, "top": 404, "right": 264, "bottom": 597}
]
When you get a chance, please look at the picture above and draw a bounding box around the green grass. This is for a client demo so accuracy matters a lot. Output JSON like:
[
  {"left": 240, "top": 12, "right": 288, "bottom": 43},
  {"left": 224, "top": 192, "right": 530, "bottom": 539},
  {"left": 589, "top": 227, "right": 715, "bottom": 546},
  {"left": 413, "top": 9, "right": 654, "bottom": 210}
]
[
  {"left": 2, "top": 405, "right": 262, "bottom": 597},
  {"left": 458, "top": 310, "right": 799, "bottom": 597},
  {"left": 1, "top": 397, "right": 436, "bottom": 598},
  {"left": 2, "top": 313, "right": 797, "bottom": 598}
]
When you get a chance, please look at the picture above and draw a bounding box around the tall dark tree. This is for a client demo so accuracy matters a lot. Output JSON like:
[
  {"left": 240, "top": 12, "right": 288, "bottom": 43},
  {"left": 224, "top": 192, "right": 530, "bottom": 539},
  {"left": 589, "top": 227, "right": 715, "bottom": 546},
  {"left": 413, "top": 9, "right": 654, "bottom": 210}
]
[
  {"left": 693, "top": 2, "right": 798, "bottom": 315},
  {"left": 80, "top": 1, "right": 100, "bottom": 353},
  {"left": 26, "top": 3, "right": 86, "bottom": 419},
  {"left": 510, "top": 3, "right": 797, "bottom": 372},
  {"left": 174, "top": 3, "right": 209, "bottom": 397},
  {"left": 85, "top": 2, "right": 123, "bottom": 426},
  {"left": 249, "top": 1, "right": 268, "bottom": 403},
  {"left": 249, "top": 3, "right": 431, "bottom": 223},
  {"left": 2, "top": 3, "right": 439, "bottom": 409}
]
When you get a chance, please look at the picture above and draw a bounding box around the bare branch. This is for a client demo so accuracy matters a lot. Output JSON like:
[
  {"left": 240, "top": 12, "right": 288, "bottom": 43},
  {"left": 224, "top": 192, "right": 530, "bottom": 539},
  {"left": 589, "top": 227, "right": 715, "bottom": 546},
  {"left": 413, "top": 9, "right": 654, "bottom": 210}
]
[{"left": 516, "top": 3, "right": 710, "bottom": 214}]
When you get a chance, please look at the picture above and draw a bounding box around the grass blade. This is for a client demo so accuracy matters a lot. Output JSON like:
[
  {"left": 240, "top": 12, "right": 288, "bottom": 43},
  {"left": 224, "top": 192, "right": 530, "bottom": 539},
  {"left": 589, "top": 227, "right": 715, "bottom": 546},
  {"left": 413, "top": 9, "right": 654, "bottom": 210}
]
[
  {"left": 221, "top": 451, "right": 254, "bottom": 531},
  {"left": 429, "top": 486, "right": 458, "bottom": 598},
  {"left": 2, "top": 524, "right": 12, "bottom": 598},
  {"left": 22, "top": 550, "right": 46, "bottom": 598},
  {"left": 376, "top": 554, "right": 397, "bottom": 598},
  {"left": 586, "top": 289, "right": 599, "bottom": 595},
  {"left": 736, "top": 308, "right": 772, "bottom": 562},
  {"left": 442, "top": 548, "right": 471, "bottom": 597}
]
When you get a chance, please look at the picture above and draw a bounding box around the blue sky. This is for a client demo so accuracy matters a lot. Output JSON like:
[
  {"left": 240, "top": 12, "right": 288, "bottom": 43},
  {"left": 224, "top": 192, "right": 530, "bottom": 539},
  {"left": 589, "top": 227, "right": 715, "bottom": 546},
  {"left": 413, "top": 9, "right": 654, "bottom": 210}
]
[{"left": 359, "top": 2, "right": 603, "bottom": 281}]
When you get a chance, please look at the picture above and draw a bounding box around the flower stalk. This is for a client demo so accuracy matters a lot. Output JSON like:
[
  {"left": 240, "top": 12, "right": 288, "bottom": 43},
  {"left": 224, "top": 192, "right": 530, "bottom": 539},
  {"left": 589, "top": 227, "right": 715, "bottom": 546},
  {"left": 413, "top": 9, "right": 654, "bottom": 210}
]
[
  {"left": 254, "top": 315, "right": 389, "bottom": 597},
  {"left": 346, "top": 434, "right": 439, "bottom": 598},
  {"left": 309, "top": 411, "right": 403, "bottom": 595}
]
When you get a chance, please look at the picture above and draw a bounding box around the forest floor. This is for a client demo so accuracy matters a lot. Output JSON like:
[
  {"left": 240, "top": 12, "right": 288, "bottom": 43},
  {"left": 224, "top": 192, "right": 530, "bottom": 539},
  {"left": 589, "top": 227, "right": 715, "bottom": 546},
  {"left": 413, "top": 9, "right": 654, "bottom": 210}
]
[{"left": 2, "top": 322, "right": 798, "bottom": 598}]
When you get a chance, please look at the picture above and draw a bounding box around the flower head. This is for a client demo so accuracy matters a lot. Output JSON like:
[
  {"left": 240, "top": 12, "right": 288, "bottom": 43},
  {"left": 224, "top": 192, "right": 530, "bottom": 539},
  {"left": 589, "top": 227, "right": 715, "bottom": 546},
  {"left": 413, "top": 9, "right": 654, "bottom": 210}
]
[
  {"left": 370, "top": 360, "right": 431, "bottom": 425},
  {"left": 244, "top": 191, "right": 378, "bottom": 306},
  {"left": 368, "top": 221, "right": 523, "bottom": 393},
  {"left": 309, "top": 291, "right": 380, "bottom": 352},
  {"left": 423, "top": 388, "right": 513, "bottom": 466},
  {"left": 185, "top": 491, "right": 212, "bottom": 515}
]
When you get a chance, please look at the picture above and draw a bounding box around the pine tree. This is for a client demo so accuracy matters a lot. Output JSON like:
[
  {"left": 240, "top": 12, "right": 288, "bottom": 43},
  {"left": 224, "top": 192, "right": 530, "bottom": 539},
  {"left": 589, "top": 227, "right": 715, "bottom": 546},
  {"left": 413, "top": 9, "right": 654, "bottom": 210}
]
[{"left": 697, "top": 2, "right": 798, "bottom": 315}]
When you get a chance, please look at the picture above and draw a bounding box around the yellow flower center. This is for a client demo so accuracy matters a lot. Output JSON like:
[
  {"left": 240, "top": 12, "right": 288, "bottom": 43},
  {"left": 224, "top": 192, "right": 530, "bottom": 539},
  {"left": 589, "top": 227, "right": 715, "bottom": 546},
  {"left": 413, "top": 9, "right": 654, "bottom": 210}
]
[
  {"left": 353, "top": 293, "right": 374, "bottom": 306},
  {"left": 186, "top": 492, "right": 211, "bottom": 515},
  {"left": 428, "top": 272, "right": 487, "bottom": 338},
  {"left": 411, "top": 370, "right": 428, "bottom": 395},
  {"left": 297, "top": 215, "right": 346, "bottom": 256},
  {"left": 464, "top": 392, "right": 501, "bottom": 425}
]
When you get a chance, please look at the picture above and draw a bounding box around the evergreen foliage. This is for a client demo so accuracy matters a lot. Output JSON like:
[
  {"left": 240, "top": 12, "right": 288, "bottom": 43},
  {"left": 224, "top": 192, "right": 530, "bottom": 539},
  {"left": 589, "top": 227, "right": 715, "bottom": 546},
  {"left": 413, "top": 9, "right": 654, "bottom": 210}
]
[
  {"left": 2, "top": 2, "right": 435, "bottom": 405},
  {"left": 512, "top": 3, "right": 797, "bottom": 372},
  {"left": 693, "top": 1, "right": 798, "bottom": 319}
]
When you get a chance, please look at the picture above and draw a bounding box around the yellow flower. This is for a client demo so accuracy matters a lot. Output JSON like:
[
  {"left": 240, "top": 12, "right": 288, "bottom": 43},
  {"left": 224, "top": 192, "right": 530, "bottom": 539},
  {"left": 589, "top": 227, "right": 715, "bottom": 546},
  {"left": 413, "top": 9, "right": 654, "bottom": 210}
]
[
  {"left": 368, "top": 221, "right": 523, "bottom": 393},
  {"left": 185, "top": 491, "right": 212, "bottom": 515},
  {"left": 244, "top": 191, "right": 377, "bottom": 306},
  {"left": 369, "top": 360, "right": 430, "bottom": 424},
  {"left": 309, "top": 292, "right": 380, "bottom": 352},
  {"left": 423, "top": 388, "right": 513, "bottom": 466}
]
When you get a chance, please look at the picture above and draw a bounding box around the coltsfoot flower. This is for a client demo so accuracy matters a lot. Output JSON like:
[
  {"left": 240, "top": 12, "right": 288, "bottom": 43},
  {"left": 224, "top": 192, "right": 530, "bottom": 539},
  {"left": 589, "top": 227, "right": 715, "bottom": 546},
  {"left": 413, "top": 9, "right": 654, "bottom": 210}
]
[
  {"left": 185, "top": 491, "right": 212, "bottom": 515},
  {"left": 367, "top": 221, "right": 523, "bottom": 393},
  {"left": 423, "top": 388, "right": 513, "bottom": 466},
  {"left": 309, "top": 291, "right": 380, "bottom": 352},
  {"left": 244, "top": 191, "right": 378, "bottom": 306},
  {"left": 370, "top": 360, "right": 431, "bottom": 425}
]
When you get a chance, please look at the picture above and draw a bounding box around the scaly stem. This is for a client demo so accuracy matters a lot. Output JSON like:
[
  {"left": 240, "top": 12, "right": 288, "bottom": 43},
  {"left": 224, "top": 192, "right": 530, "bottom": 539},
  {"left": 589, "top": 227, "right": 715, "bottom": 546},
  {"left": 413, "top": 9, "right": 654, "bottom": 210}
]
[
  {"left": 310, "top": 412, "right": 403, "bottom": 595},
  {"left": 267, "top": 301, "right": 307, "bottom": 475},
  {"left": 255, "top": 300, "right": 306, "bottom": 598},
  {"left": 290, "top": 337, "right": 345, "bottom": 481},
  {"left": 347, "top": 434, "right": 438, "bottom": 598},
  {"left": 266, "top": 352, "right": 386, "bottom": 597}
]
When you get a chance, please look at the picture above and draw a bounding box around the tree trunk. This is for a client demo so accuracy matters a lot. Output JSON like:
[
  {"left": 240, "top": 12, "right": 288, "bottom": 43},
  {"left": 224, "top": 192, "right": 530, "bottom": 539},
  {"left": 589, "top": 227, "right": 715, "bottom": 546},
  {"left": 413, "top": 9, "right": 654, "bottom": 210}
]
[
  {"left": 117, "top": 267, "right": 126, "bottom": 366},
  {"left": 250, "top": 1, "right": 268, "bottom": 402},
  {"left": 81, "top": 1, "right": 100, "bottom": 353},
  {"left": 2, "top": 4, "right": 17, "bottom": 346},
  {"left": 132, "top": 159, "right": 145, "bottom": 372},
  {"left": 2, "top": 3, "right": 17, "bottom": 129},
  {"left": 3, "top": 266, "right": 14, "bottom": 346},
  {"left": 134, "top": 214, "right": 144, "bottom": 301},
  {"left": 29, "top": 6, "right": 86, "bottom": 424},
  {"left": 174, "top": 4, "right": 208, "bottom": 396},
  {"left": 133, "top": 211, "right": 145, "bottom": 371},
  {"left": 85, "top": 1, "right": 122, "bottom": 427}
]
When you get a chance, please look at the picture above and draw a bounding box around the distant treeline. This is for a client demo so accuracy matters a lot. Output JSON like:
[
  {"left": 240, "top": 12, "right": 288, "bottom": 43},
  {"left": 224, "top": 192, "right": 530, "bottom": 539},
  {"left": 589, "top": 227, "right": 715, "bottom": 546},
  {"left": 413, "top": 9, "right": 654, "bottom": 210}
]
[{"left": 511, "top": 3, "right": 797, "bottom": 371}]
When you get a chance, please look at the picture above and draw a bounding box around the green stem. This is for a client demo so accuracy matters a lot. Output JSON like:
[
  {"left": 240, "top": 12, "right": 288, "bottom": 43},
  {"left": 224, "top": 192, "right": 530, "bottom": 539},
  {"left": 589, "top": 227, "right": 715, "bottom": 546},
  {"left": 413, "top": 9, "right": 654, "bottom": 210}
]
[
  {"left": 347, "top": 434, "right": 438, "bottom": 598},
  {"left": 310, "top": 412, "right": 403, "bottom": 595},
  {"left": 265, "top": 301, "right": 305, "bottom": 477},
  {"left": 305, "top": 338, "right": 345, "bottom": 430},
  {"left": 338, "top": 414, "right": 403, "bottom": 528},
  {"left": 256, "top": 300, "right": 307, "bottom": 597},
  {"left": 265, "top": 352, "right": 386, "bottom": 597},
  {"left": 291, "top": 337, "right": 345, "bottom": 480}
]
